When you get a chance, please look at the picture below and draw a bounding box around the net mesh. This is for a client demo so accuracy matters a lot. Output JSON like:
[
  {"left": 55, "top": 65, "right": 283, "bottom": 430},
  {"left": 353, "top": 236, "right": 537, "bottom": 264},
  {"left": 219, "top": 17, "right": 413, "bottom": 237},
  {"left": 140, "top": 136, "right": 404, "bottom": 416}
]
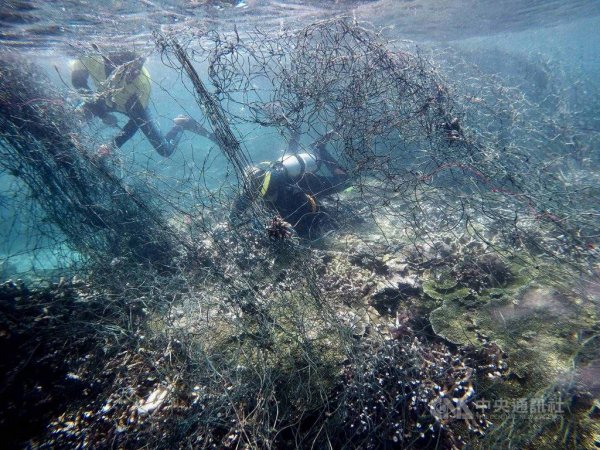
[{"left": 0, "top": 17, "right": 598, "bottom": 449}]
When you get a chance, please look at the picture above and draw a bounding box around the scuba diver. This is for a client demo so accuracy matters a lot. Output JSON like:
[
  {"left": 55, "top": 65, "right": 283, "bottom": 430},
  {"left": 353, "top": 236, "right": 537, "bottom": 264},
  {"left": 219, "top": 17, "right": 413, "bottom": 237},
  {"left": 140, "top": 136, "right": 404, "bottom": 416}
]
[
  {"left": 230, "top": 131, "right": 350, "bottom": 238},
  {"left": 70, "top": 50, "right": 216, "bottom": 157}
]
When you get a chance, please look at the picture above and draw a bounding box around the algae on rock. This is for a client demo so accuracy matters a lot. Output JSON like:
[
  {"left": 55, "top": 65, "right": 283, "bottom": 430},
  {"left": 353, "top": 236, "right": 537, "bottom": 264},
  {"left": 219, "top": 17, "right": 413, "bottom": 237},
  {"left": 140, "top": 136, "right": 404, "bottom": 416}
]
[{"left": 429, "top": 255, "right": 598, "bottom": 394}]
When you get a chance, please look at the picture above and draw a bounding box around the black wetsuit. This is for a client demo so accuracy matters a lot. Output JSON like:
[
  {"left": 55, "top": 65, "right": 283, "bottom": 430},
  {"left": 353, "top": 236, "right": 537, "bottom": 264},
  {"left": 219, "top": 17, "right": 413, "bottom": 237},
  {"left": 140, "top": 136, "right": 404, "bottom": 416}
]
[
  {"left": 232, "top": 146, "right": 349, "bottom": 237},
  {"left": 269, "top": 165, "right": 347, "bottom": 232}
]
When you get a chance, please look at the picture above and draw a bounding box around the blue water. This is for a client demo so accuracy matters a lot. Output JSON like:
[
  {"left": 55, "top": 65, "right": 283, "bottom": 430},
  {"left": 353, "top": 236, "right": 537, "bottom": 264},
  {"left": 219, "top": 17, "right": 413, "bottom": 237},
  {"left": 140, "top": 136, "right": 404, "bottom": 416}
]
[
  {"left": 1, "top": 5, "right": 600, "bottom": 449},
  {"left": 1, "top": 1, "right": 600, "bottom": 277}
]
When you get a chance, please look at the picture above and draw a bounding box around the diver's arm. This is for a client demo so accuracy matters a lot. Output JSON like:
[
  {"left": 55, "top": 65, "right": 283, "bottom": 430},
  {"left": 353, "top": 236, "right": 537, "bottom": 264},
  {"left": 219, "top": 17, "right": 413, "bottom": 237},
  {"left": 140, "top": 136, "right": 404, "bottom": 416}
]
[
  {"left": 313, "top": 132, "right": 349, "bottom": 187},
  {"left": 82, "top": 100, "right": 111, "bottom": 123},
  {"left": 317, "top": 145, "right": 345, "bottom": 174},
  {"left": 287, "top": 127, "right": 301, "bottom": 154},
  {"left": 71, "top": 62, "right": 91, "bottom": 93},
  {"left": 311, "top": 130, "right": 336, "bottom": 150},
  {"left": 71, "top": 60, "right": 111, "bottom": 120}
]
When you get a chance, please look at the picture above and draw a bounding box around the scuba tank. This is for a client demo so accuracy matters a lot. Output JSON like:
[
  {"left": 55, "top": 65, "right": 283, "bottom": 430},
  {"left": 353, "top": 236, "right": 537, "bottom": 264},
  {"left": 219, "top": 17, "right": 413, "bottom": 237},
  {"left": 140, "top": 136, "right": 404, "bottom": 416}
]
[
  {"left": 278, "top": 153, "right": 319, "bottom": 179},
  {"left": 244, "top": 152, "right": 321, "bottom": 201}
]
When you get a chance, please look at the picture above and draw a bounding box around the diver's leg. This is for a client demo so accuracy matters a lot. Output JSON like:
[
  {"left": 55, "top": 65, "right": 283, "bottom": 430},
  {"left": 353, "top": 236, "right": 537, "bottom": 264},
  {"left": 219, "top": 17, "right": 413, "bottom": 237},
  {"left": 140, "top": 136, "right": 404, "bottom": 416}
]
[
  {"left": 169, "top": 116, "right": 217, "bottom": 145},
  {"left": 113, "top": 118, "right": 139, "bottom": 149},
  {"left": 127, "top": 97, "right": 175, "bottom": 157},
  {"left": 164, "top": 124, "right": 184, "bottom": 148}
]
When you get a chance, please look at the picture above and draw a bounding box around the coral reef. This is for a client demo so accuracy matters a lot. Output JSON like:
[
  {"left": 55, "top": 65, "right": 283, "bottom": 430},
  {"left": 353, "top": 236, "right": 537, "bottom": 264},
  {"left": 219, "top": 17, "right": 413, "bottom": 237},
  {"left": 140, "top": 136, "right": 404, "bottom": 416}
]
[
  {"left": 1, "top": 17, "right": 599, "bottom": 450},
  {"left": 1, "top": 202, "right": 598, "bottom": 449}
]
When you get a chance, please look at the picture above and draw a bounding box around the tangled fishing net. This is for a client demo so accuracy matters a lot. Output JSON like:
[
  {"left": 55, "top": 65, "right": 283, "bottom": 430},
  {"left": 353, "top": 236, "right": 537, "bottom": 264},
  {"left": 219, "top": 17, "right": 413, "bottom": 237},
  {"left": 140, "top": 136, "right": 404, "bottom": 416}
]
[
  {"left": 0, "top": 54, "right": 188, "bottom": 269},
  {"left": 185, "top": 19, "right": 598, "bottom": 263},
  {"left": 0, "top": 17, "right": 598, "bottom": 449}
]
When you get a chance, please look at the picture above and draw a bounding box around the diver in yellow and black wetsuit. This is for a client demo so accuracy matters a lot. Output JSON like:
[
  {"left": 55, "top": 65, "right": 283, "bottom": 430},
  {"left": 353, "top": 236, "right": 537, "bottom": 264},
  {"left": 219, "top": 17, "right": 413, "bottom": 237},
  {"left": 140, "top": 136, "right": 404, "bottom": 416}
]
[
  {"left": 70, "top": 50, "right": 216, "bottom": 157},
  {"left": 230, "top": 131, "right": 350, "bottom": 238}
]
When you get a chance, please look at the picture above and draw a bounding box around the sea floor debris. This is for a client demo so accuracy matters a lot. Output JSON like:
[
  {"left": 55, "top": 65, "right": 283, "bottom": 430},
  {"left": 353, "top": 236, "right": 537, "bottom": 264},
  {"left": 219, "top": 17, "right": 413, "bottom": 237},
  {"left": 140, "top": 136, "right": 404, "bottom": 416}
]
[
  {"left": 1, "top": 15, "right": 599, "bottom": 449},
  {"left": 1, "top": 192, "right": 598, "bottom": 448}
]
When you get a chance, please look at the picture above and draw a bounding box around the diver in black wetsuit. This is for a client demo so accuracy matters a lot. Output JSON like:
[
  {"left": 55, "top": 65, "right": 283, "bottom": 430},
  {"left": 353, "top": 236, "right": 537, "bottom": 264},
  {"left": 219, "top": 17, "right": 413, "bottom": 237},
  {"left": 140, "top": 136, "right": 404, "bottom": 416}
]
[
  {"left": 231, "top": 132, "right": 350, "bottom": 238},
  {"left": 70, "top": 50, "right": 216, "bottom": 157}
]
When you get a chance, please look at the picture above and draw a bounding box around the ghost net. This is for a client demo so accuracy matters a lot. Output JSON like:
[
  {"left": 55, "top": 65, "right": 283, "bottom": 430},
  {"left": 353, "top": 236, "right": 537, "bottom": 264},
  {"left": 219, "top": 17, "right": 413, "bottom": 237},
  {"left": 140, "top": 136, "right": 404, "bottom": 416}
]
[
  {"left": 150, "top": 17, "right": 600, "bottom": 448},
  {"left": 0, "top": 16, "right": 598, "bottom": 450},
  {"left": 165, "top": 18, "right": 599, "bottom": 271}
]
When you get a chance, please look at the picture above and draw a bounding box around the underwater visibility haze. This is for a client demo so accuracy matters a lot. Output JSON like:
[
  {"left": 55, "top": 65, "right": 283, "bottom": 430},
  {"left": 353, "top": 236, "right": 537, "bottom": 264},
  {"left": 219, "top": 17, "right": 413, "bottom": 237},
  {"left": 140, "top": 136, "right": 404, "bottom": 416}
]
[{"left": 0, "top": 0, "right": 599, "bottom": 448}]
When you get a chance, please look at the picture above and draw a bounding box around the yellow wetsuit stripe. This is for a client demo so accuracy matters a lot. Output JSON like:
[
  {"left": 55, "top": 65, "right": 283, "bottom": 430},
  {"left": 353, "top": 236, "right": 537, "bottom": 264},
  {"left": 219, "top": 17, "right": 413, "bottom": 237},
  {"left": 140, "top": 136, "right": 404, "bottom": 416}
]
[{"left": 259, "top": 171, "right": 272, "bottom": 198}]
